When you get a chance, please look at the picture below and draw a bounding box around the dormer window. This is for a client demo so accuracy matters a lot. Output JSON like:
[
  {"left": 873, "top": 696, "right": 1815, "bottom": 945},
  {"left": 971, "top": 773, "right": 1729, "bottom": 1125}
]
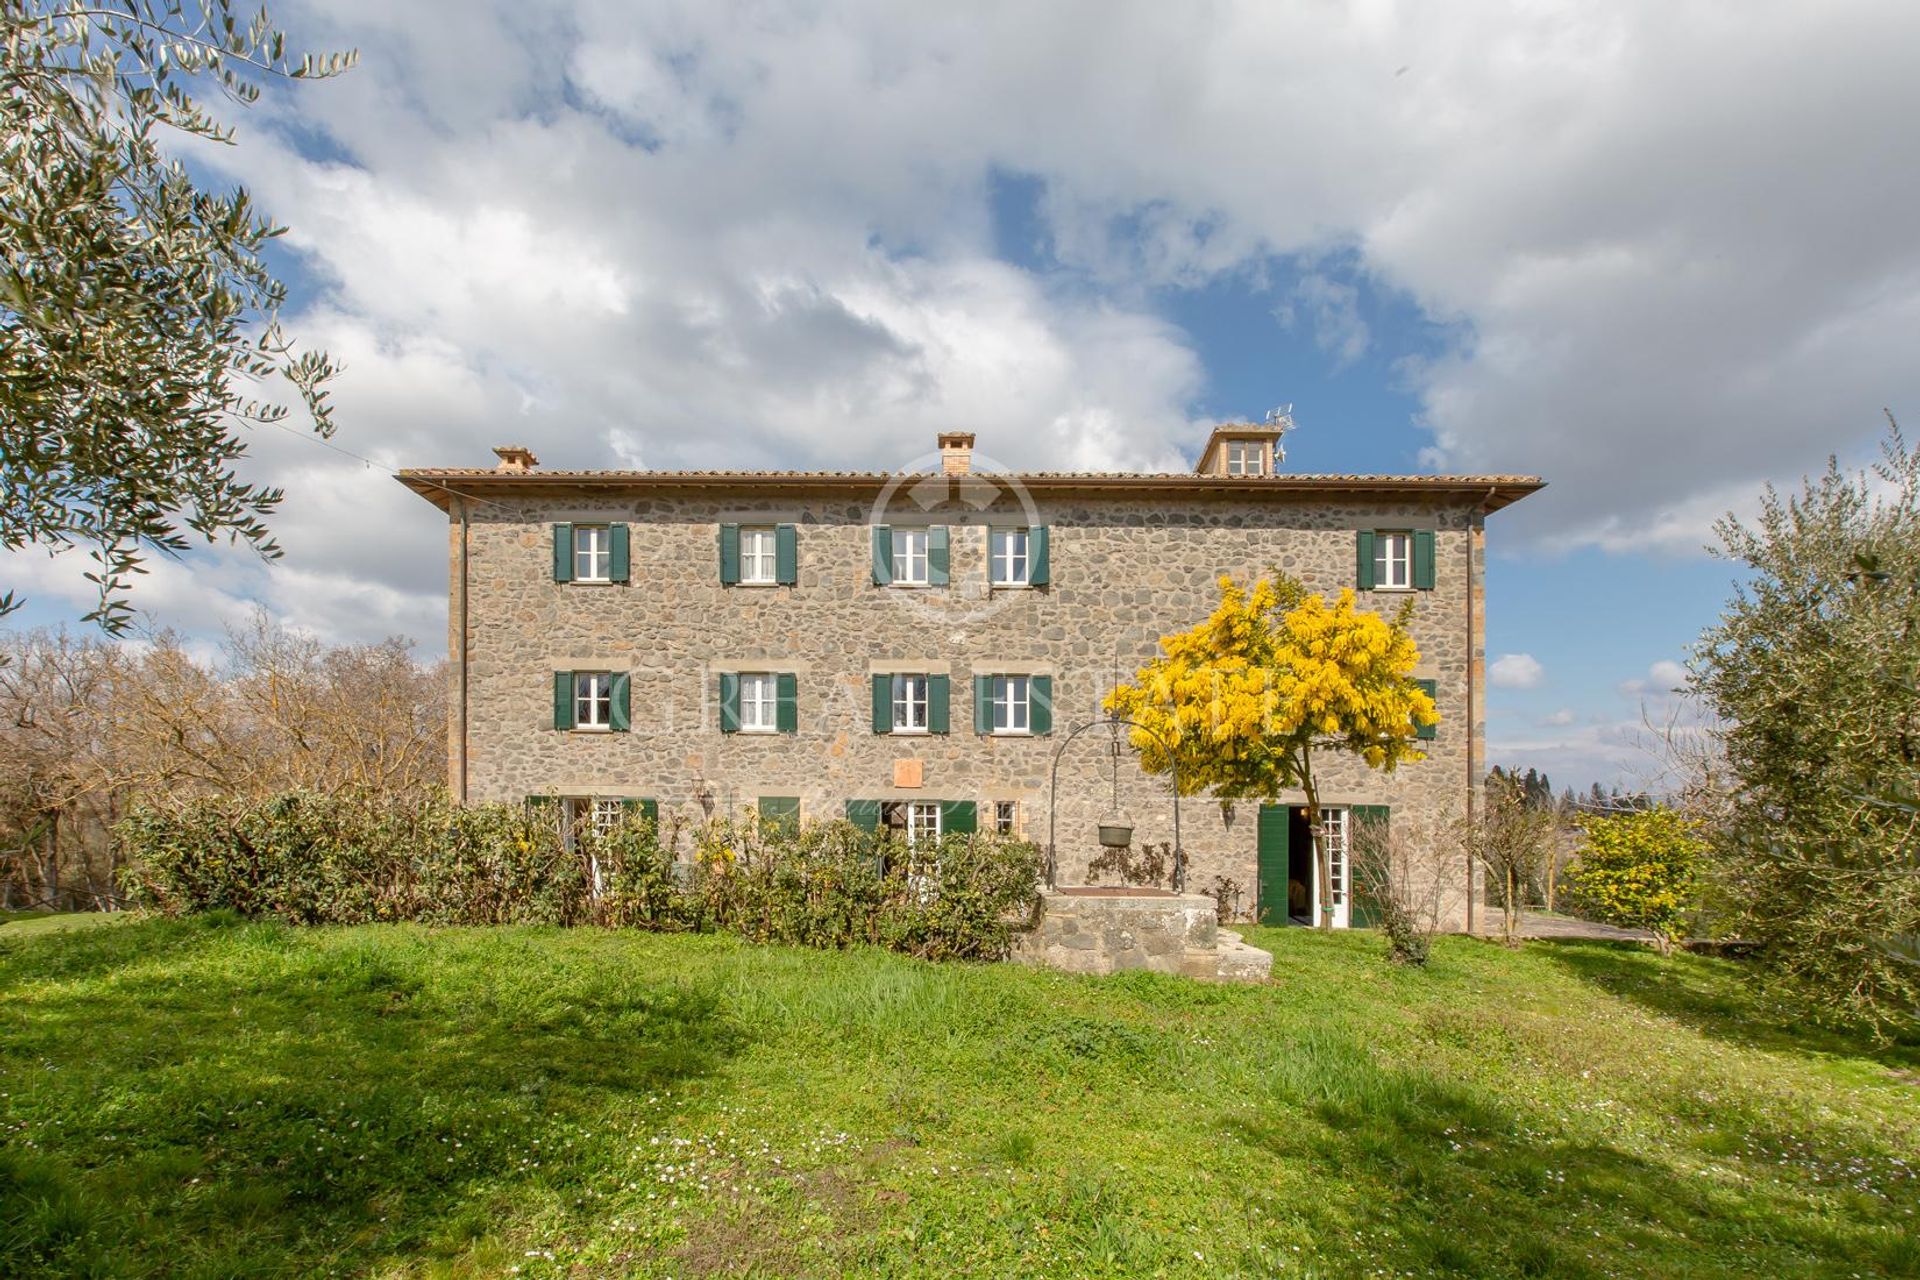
[{"left": 1225, "top": 440, "right": 1265, "bottom": 476}]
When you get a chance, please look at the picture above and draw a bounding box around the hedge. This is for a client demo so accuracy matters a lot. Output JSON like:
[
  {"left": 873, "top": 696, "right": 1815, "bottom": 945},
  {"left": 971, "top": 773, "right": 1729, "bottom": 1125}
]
[{"left": 118, "top": 790, "right": 1045, "bottom": 962}]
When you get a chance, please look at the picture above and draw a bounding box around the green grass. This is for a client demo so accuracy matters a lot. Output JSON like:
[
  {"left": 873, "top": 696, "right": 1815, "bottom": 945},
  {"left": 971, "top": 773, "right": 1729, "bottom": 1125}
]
[
  {"left": 0, "top": 910, "right": 130, "bottom": 937},
  {"left": 2, "top": 917, "right": 1916, "bottom": 1279}
]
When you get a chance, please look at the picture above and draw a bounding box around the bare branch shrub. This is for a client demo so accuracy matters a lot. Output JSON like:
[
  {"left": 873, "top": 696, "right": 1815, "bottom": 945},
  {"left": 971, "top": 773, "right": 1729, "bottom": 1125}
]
[
  {"left": 1457, "top": 773, "right": 1556, "bottom": 947},
  {"left": 1348, "top": 813, "right": 1446, "bottom": 965}
]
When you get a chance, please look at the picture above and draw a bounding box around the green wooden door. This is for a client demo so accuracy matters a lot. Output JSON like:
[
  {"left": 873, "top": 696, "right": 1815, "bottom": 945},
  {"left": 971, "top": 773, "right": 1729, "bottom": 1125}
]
[{"left": 1256, "top": 803, "right": 1291, "bottom": 924}]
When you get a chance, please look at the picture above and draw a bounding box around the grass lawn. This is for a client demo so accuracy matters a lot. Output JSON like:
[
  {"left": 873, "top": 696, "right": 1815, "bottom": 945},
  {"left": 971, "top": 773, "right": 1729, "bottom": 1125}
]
[{"left": 2, "top": 917, "right": 1916, "bottom": 1279}]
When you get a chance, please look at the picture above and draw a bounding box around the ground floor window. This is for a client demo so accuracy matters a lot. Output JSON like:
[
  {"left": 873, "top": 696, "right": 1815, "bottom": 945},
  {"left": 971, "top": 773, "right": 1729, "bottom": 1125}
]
[
  {"left": 1319, "top": 808, "right": 1347, "bottom": 911},
  {"left": 993, "top": 799, "right": 1018, "bottom": 836},
  {"left": 881, "top": 799, "right": 942, "bottom": 847}
]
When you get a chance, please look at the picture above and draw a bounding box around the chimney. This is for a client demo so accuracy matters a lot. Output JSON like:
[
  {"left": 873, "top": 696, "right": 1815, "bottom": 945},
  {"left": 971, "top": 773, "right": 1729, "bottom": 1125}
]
[
  {"left": 492, "top": 445, "right": 539, "bottom": 474},
  {"left": 937, "top": 431, "right": 975, "bottom": 476}
]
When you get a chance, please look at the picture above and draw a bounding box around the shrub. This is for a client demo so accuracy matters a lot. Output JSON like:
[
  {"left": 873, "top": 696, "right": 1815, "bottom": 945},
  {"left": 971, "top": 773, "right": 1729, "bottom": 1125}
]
[
  {"left": 119, "top": 790, "right": 1044, "bottom": 961},
  {"left": 1565, "top": 808, "right": 1703, "bottom": 954},
  {"left": 1348, "top": 813, "right": 1445, "bottom": 966}
]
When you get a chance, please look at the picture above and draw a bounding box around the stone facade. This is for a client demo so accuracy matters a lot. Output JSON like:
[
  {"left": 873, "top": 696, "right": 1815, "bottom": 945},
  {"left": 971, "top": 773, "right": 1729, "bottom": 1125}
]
[{"left": 402, "top": 436, "right": 1539, "bottom": 931}]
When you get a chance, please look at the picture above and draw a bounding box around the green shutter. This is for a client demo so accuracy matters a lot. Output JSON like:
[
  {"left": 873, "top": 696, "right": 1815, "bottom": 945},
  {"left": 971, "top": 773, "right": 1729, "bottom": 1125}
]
[
  {"left": 1416, "top": 679, "right": 1438, "bottom": 741},
  {"left": 719, "top": 673, "right": 741, "bottom": 733},
  {"left": 553, "top": 671, "right": 574, "bottom": 730},
  {"left": 641, "top": 798, "right": 660, "bottom": 825},
  {"left": 1256, "top": 803, "right": 1291, "bottom": 924},
  {"left": 553, "top": 524, "right": 574, "bottom": 583},
  {"left": 927, "top": 526, "right": 950, "bottom": 585},
  {"left": 610, "top": 672, "right": 631, "bottom": 732},
  {"left": 1029, "top": 525, "right": 1050, "bottom": 586},
  {"left": 719, "top": 524, "right": 741, "bottom": 585},
  {"left": 871, "top": 674, "right": 891, "bottom": 733},
  {"left": 759, "top": 795, "right": 801, "bottom": 835},
  {"left": 1031, "top": 675, "right": 1053, "bottom": 736},
  {"left": 776, "top": 672, "right": 798, "bottom": 733},
  {"left": 928, "top": 674, "right": 950, "bottom": 734},
  {"left": 974, "top": 674, "right": 991, "bottom": 734},
  {"left": 846, "top": 799, "right": 882, "bottom": 833},
  {"left": 1356, "top": 530, "right": 1376, "bottom": 591},
  {"left": 940, "top": 799, "right": 976, "bottom": 836},
  {"left": 609, "top": 523, "right": 630, "bottom": 583},
  {"left": 1413, "top": 529, "right": 1437, "bottom": 590},
  {"left": 871, "top": 526, "right": 893, "bottom": 585},
  {"left": 775, "top": 524, "right": 798, "bottom": 585},
  {"left": 1348, "top": 805, "right": 1391, "bottom": 928}
]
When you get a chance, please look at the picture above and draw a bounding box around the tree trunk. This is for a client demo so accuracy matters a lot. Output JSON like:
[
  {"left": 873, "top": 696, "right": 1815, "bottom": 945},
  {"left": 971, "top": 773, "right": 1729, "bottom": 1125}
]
[
  {"left": 1301, "top": 764, "right": 1332, "bottom": 932},
  {"left": 1504, "top": 864, "right": 1522, "bottom": 946},
  {"left": 45, "top": 810, "right": 59, "bottom": 912}
]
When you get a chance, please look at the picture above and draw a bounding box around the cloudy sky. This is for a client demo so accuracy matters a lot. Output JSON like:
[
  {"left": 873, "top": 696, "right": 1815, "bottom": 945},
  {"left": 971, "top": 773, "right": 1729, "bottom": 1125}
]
[{"left": 12, "top": 0, "right": 1916, "bottom": 791}]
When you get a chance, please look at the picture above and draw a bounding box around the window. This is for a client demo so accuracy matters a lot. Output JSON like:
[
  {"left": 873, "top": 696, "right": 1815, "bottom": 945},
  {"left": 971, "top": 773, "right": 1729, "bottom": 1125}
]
[
  {"left": 1372, "top": 531, "right": 1413, "bottom": 590},
  {"left": 989, "top": 675, "right": 1030, "bottom": 734},
  {"left": 573, "top": 525, "right": 611, "bottom": 581},
  {"left": 994, "top": 800, "right": 1018, "bottom": 836},
  {"left": 574, "top": 672, "right": 613, "bottom": 728},
  {"left": 1320, "top": 808, "right": 1348, "bottom": 908},
  {"left": 909, "top": 801, "right": 940, "bottom": 848},
  {"left": 892, "top": 674, "right": 929, "bottom": 732},
  {"left": 739, "top": 673, "right": 778, "bottom": 733},
  {"left": 891, "top": 528, "right": 929, "bottom": 585},
  {"left": 878, "top": 800, "right": 943, "bottom": 847},
  {"left": 990, "top": 528, "right": 1030, "bottom": 586},
  {"left": 591, "top": 797, "right": 624, "bottom": 838},
  {"left": 1225, "top": 440, "right": 1264, "bottom": 476},
  {"left": 739, "top": 527, "right": 777, "bottom": 584}
]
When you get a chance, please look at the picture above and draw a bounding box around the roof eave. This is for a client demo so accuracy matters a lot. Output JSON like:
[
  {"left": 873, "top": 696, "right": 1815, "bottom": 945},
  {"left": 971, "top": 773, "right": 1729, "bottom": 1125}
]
[{"left": 395, "top": 470, "right": 1545, "bottom": 514}]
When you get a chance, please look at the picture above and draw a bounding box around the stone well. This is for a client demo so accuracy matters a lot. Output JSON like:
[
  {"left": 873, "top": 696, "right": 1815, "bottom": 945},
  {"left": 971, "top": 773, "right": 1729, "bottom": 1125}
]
[{"left": 1011, "top": 888, "right": 1271, "bottom": 982}]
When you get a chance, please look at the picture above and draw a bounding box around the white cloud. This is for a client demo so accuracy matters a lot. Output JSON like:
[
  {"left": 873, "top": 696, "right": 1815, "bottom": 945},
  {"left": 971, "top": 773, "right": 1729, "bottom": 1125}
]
[
  {"left": 1489, "top": 652, "right": 1545, "bottom": 689},
  {"left": 1541, "top": 708, "right": 1576, "bottom": 727},
  {"left": 1619, "top": 659, "right": 1691, "bottom": 698},
  {"left": 45, "top": 0, "right": 1914, "bottom": 647}
]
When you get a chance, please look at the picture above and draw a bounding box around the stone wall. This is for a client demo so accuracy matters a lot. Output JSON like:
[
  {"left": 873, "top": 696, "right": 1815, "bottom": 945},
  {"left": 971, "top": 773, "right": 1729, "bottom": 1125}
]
[{"left": 444, "top": 478, "right": 1485, "bottom": 928}]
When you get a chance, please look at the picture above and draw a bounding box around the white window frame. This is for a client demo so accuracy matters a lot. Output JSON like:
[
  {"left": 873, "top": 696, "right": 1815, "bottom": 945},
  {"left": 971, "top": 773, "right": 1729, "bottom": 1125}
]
[
  {"left": 891, "top": 674, "right": 929, "bottom": 733},
  {"left": 1321, "top": 807, "right": 1348, "bottom": 921},
  {"left": 575, "top": 671, "right": 612, "bottom": 730},
  {"left": 573, "top": 525, "right": 611, "bottom": 582},
  {"left": 1225, "top": 440, "right": 1264, "bottom": 476},
  {"left": 1373, "top": 531, "right": 1413, "bottom": 591},
  {"left": 989, "top": 528, "right": 1030, "bottom": 587},
  {"left": 891, "top": 528, "right": 929, "bottom": 585},
  {"left": 739, "top": 526, "right": 778, "bottom": 585},
  {"left": 907, "top": 800, "right": 941, "bottom": 848},
  {"left": 591, "top": 797, "right": 624, "bottom": 838},
  {"left": 739, "top": 672, "right": 778, "bottom": 733},
  {"left": 989, "top": 674, "right": 1030, "bottom": 734},
  {"left": 994, "top": 799, "right": 1018, "bottom": 836}
]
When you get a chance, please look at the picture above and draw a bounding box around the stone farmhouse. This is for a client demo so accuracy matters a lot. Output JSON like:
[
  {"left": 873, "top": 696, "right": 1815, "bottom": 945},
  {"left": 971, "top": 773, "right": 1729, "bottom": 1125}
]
[{"left": 398, "top": 425, "right": 1540, "bottom": 930}]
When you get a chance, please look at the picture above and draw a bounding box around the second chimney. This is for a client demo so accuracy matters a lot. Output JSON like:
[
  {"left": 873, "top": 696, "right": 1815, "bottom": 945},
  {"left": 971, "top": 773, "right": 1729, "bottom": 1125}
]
[
  {"left": 937, "top": 431, "right": 975, "bottom": 476},
  {"left": 492, "top": 445, "right": 539, "bottom": 474}
]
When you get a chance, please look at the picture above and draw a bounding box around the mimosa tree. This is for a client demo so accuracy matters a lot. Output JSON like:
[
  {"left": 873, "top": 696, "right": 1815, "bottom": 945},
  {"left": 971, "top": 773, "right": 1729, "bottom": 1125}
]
[{"left": 1105, "top": 574, "right": 1437, "bottom": 928}]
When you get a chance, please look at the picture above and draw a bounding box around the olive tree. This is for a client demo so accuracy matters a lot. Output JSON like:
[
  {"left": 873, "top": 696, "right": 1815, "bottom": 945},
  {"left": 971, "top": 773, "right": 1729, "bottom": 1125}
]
[
  {"left": 1, "top": 2, "right": 353, "bottom": 632},
  {"left": 1693, "top": 415, "right": 1920, "bottom": 1024}
]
